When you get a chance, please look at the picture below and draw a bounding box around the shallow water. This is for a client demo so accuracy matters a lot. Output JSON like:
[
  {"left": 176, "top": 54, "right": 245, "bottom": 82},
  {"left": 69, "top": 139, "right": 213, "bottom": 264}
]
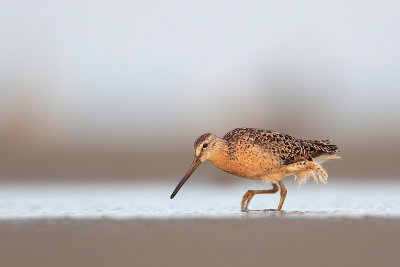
[{"left": 0, "top": 178, "right": 399, "bottom": 220}]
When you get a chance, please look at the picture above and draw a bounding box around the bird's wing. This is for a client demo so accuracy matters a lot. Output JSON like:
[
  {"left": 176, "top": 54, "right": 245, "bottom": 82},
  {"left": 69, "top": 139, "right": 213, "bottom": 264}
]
[
  {"left": 252, "top": 130, "right": 307, "bottom": 166},
  {"left": 223, "top": 128, "right": 307, "bottom": 166}
]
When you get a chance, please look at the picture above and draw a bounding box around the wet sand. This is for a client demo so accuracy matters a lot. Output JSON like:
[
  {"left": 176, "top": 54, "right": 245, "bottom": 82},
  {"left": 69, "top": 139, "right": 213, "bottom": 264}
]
[{"left": 1, "top": 217, "right": 399, "bottom": 267}]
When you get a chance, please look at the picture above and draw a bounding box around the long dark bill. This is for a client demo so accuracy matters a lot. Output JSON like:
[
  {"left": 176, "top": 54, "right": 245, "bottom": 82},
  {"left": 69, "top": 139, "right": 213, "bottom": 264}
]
[{"left": 170, "top": 158, "right": 201, "bottom": 199}]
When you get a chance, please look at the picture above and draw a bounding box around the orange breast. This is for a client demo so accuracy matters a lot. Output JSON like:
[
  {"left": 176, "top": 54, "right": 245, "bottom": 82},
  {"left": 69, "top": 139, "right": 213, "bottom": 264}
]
[{"left": 210, "top": 146, "right": 280, "bottom": 180}]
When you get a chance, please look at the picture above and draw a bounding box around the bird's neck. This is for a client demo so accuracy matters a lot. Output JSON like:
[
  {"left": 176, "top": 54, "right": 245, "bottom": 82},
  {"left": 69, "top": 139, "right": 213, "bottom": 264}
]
[{"left": 209, "top": 139, "right": 231, "bottom": 169}]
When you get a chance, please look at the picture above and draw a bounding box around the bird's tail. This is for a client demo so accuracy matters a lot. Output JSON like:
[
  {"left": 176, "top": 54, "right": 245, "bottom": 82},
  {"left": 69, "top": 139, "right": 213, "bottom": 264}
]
[
  {"left": 295, "top": 140, "right": 340, "bottom": 185},
  {"left": 302, "top": 139, "right": 340, "bottom": 162}
]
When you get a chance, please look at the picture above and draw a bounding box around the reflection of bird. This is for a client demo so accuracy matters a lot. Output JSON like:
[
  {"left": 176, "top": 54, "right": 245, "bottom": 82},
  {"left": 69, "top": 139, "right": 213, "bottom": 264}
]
[{"left": 171, "top": 128, "right": 340, "bottom": 211}]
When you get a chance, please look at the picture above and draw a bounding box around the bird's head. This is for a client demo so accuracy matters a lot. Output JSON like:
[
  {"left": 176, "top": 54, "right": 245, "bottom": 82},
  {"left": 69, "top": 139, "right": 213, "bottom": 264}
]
[
  {"left": 170, "top": 133, "right": 218, "bottom": 199},
  {"left": 193, "top": 133, "right": 218, "bottom": 162}
]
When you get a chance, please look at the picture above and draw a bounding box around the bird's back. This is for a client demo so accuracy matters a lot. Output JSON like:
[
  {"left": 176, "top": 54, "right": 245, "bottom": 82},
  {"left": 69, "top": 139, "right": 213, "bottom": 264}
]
[{"left": 223, "top": 128, "right": 338, "bottom": 161}]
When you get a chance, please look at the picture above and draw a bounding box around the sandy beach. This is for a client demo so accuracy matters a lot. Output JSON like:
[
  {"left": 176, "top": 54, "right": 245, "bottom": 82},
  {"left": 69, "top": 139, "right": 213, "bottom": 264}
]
[{"left": 1, "top": 217, "right": 399, "bottom": 267}]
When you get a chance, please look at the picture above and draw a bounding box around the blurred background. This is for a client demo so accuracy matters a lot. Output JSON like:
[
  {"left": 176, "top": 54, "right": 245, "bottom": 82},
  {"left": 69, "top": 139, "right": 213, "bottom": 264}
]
[{"left": 0, "top": 0, "right": 399, "bottom": 183}]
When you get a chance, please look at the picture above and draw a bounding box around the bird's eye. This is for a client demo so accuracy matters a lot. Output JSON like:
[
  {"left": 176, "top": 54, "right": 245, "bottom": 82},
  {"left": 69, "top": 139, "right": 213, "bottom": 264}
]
[{"left": 203, "top": 143, "right": 208, "bottom": 148}]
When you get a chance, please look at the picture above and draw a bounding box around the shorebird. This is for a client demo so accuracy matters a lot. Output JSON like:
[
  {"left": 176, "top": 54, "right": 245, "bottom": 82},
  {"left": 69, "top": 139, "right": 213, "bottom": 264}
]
[{"left": 170, "top": 128, "right": 340, "bottom": 211}]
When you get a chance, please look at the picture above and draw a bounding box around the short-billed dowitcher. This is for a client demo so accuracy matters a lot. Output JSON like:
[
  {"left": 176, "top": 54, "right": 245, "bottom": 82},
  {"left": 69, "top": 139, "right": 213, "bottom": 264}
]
[{"left": 170, "top": 128, "right": 340, "bottom": 211}]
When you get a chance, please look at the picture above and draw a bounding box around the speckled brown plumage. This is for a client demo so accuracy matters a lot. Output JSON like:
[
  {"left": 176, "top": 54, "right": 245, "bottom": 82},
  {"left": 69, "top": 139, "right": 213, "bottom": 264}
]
[
  {"left": 171, "top": 127, "right": 340, "bottom": 211},
  {"left": 222, "top": 128, "right": 338, "bottom": 166}
]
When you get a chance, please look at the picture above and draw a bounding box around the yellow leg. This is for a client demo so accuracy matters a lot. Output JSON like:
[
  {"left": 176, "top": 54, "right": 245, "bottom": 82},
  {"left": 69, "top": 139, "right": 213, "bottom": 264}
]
[
  {"left": 241, "top": 183, "right": 279, "bottom": 212},
  {"left": 277, "top": 180, "right": 287, "bottom": 211}
]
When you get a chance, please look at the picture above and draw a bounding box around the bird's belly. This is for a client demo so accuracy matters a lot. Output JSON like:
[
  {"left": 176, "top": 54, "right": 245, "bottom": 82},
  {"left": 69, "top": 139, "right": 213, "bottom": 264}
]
[{"left": 211, "top": 153, "right": 279, "bottom": 180}]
